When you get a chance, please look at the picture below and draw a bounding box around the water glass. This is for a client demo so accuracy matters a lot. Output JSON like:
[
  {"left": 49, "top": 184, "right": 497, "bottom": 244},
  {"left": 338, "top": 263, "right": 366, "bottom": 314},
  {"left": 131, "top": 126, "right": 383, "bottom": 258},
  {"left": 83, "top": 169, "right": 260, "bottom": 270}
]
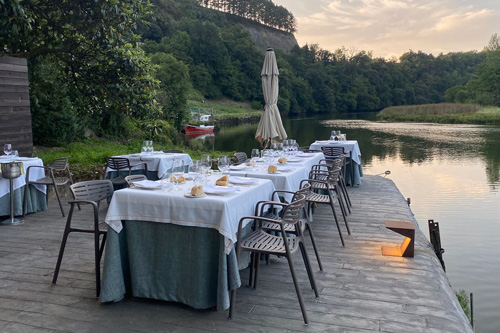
[
  {"left": 218, "top": 155, "right": 230, "bottom": 175},
  {"left": 171, "top": 159, "right": 184, "bottom": 191},
  {"left": 188, "top": 160, "right": 201, "bottom": 185},
  {"left": 4, "top": 144, "right": 12, "bottom": 158},
  {"left": 159, "top": 170, "right": 173, "bottom": 191},
  {"left": 251, "top": 148, "right": 260, "bottom": 160},
  {"left": 200, "top": 154, "right": 211, "bottom": 182}
]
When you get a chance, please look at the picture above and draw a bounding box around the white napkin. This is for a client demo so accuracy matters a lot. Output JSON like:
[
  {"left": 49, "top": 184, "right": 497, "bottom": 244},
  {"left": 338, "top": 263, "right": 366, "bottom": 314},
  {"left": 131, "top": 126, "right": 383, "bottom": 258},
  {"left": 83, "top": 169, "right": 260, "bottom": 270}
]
[
  {"left": 204, "top": 185, "right": 240, "bottom": 194},
  {"left": 228, "top": 176, "right": 259, "bottom": 184},
  {"left": 230, "top": 164, "right": 246, "bottom": 170},
  {"left": 133, "top": 180, "right": 162, "bottom": 189}
]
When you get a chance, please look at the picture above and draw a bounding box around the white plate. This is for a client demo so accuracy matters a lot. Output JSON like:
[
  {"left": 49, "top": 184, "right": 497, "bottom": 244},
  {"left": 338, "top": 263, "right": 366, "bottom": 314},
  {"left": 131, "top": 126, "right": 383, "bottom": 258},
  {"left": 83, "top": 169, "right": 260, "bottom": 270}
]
[
  {"left": 230, "top": 164, "right": 247, "bottom": 171},
  {"left": 132, "top": 180, "right": 163, "bottom": 190},
  {"left": 184, "top": 193, "right": 206, "bottom": 198},
  {"left": 277, "top": 167, "right": 293, "bottom": 172},
  {"left": 297, "top": 153, "right": 315, "bottom": 157},
  {"left": 286, "top": 158, "right": 303, "bottom": 163},
  {"left": 204, "top": 185, "right": 239, "bottom": 195},
  {"left": 229, "top": 176, "right": 259, "bottom": 185}
]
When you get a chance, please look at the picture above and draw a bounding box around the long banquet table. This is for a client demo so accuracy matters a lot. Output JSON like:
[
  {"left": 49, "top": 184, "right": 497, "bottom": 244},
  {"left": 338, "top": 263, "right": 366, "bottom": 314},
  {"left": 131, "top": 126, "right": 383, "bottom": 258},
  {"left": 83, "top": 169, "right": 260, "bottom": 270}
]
[
  {"left": 100, "top": 175, "right": 276, "bottom": 310},
  {"left": 309, "top": 140, "right": 363, "bottom": 185},
  {"left": 107, "top": 152, "right": 192, "bottom": 180},
  {"left": 0, "top": 156, "right": 47, "bottom": 216}
]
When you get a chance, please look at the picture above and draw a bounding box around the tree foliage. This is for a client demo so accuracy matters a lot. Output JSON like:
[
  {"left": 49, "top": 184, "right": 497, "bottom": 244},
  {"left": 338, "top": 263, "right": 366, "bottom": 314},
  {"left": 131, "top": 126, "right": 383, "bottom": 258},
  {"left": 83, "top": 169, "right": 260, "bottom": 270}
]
[{"left": 1, "top": 0, "right": 160, "bottom": 142}]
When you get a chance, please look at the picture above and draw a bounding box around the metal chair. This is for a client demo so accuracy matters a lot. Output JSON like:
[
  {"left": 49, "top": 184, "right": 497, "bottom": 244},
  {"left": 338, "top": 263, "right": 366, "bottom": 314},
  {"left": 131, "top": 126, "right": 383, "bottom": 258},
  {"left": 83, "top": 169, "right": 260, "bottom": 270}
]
[
  {"left": 313, "top": 157, "right": 352, "bottom": 214},
  {"left": 233, "top": 152, "right": 248, "bottom": 164},
  {"left": 229, "top": 193, "right": 319, "bottom": 325},
  {"left": 301, "top": 167, "right": 350, "bottom": 246},
  {"left": 163, "top": 149, "right": 184, "bottom": 153},
  {"left": 258, "top": 183, "right": 323, "bottom": 271},
  {"left": 23, "top": 157, "right": 73, "bottom": 217},
  {"left": 104, "top": 157, "right": 148, "bottom": 187},
  {"left": 52, "top": 180, "right": 114, "bottom": 298},
  {"left": 321, "top": 146, "right": 354, "bottom": 185},
  {"left": 124, "top": 174, "right": 147, "bottom": 187}
]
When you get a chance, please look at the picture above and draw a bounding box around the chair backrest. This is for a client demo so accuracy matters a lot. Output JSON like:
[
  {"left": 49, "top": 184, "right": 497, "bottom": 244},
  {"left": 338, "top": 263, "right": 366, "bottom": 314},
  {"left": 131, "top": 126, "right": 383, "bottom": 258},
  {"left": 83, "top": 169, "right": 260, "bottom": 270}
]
[
  {"left": 106, "top": 157, "right": 130, "bottom": 171},
  {"left": 281, "top": 193, "right": 305, "bottom": 225},
  {"left": 309, "top": 167, "right": 341, "bottom": 185},
  {"left": 70, "top": 180, "right": 114, "bottom": 202},
  {"left": 234, "top": 152, "right": 248, "bottom": 164},
  {"left": 48, "top": 157, "right": 69, "bottom": 170},
  {"left": 125, "top": 174, "right": 147, "bottom": 186},
  {"left": 321, "top": 146, "right": 346, "bottom": 158},
  {"left": 163, "top": 149, "right": 184, "bottom": 153}
]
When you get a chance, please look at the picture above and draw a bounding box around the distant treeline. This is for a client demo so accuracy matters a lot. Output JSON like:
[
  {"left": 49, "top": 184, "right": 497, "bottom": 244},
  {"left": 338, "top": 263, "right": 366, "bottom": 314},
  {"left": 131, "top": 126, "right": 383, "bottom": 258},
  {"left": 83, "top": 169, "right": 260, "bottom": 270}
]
[{"left": 197, "top": 0, "right": 296, "bottom": 33}]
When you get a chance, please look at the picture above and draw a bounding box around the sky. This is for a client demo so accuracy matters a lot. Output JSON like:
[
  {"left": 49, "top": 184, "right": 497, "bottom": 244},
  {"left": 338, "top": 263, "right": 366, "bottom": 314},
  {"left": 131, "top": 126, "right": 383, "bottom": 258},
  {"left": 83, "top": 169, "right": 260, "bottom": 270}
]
[{"left": 273, "top": 0, "right": 500, "bottom": 59}]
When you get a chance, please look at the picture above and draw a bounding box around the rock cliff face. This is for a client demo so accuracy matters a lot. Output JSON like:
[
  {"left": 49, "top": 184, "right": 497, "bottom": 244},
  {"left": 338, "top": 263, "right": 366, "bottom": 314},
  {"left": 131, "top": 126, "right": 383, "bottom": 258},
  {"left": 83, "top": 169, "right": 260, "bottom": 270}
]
[{"left": 243, "top": 24, "right": 298, "bottom": 52}]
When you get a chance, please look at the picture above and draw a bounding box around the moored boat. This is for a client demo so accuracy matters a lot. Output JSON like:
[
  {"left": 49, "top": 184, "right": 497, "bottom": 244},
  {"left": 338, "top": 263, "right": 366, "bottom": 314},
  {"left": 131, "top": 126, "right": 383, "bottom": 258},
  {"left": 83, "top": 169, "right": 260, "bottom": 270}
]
[{"left": 184, "top": 124, "right": 215, "bottom": 133}]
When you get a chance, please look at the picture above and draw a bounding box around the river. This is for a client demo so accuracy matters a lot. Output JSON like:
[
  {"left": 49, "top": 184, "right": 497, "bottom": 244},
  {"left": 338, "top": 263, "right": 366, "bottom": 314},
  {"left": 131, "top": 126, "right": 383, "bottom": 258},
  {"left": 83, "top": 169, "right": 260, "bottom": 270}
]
[{"left": 192, "top": 113, "right": 500, "bottom": 332}]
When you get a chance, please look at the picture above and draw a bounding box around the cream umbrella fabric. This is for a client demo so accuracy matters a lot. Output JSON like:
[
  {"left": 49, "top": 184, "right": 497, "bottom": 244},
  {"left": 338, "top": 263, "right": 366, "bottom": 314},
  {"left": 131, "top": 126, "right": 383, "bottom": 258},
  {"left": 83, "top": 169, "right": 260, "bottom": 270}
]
[{"left": 255, "top": 49, "right": 287, "bottom": 147}]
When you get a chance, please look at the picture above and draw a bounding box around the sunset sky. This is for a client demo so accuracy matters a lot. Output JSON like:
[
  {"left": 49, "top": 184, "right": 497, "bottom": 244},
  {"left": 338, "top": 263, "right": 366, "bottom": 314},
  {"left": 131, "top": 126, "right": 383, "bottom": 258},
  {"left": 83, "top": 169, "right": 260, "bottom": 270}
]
[{"left": 273, "top": 0, "right": 500, "bottom": 59}]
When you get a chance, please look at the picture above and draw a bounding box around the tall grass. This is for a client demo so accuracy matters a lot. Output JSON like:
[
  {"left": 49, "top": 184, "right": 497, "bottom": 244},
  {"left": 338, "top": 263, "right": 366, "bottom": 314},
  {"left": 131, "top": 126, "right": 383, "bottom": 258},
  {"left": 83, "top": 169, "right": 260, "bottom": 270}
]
[{"left": 377, "top": 103, "right": 500, "bottom": 124}]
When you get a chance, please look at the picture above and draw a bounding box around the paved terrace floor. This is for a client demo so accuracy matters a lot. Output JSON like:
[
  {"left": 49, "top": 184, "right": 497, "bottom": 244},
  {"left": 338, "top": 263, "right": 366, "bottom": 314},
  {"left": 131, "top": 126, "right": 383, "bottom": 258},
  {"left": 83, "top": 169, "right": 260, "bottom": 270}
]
[{"left": 0, "top": 175, "right": 472, "bottom": 332}]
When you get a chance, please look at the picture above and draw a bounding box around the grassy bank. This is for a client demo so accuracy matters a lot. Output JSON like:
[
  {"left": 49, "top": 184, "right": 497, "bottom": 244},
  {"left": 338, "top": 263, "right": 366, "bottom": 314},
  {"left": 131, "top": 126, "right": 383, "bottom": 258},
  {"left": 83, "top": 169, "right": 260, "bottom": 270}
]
[
  {"left": 34, "top": 138, "right": 235, "bottom": 182},
  {"left": 377, "top": 103, "right": 500, "bottom": 125},
  {"left": 187, "top": 97, "right": 263, "bottom": 120}
]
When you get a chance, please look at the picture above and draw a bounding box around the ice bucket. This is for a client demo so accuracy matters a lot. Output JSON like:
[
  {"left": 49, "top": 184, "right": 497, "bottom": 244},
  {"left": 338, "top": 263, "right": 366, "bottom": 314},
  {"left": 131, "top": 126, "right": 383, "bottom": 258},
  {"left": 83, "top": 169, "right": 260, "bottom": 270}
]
[{"left": 1, "top": 161, "right": 22, "bottom": 179}]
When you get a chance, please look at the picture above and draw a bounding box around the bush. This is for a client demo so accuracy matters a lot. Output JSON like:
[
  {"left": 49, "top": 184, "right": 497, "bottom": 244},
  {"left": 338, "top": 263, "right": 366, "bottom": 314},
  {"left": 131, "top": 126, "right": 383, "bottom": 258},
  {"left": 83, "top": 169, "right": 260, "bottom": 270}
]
[{"left": 251, "top": 100, "right": 262, "bottom": 110}]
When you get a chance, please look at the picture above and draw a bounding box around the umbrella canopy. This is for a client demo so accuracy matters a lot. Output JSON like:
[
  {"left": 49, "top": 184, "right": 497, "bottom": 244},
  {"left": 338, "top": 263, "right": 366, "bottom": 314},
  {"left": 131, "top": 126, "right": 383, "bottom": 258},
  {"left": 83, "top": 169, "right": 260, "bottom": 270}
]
[{"left": 255, "top": 49, "right": 287, "bottom": 148}]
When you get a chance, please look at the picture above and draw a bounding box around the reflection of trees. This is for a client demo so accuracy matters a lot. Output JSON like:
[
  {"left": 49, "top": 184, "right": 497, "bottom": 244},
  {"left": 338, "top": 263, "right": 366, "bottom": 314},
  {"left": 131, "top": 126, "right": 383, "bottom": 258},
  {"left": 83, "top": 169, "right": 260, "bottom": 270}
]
[{"left": 480, "top": 130, "right": 500, "bottom": 187}]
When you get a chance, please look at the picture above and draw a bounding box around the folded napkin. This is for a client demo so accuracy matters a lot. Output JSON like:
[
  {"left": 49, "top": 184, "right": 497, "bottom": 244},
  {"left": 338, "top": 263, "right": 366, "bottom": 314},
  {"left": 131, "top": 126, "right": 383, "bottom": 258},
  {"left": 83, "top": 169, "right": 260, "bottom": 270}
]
[
  {"left": 228, "top": 176, "right": 259, "bottom": 184},
  {"left": 132, "top": 180, "right": 162, "bottom": 189},
  {"left": 230, "top": 164, "right": 246, "bottom": 170},
  {"left": 204, "top": 184, "right": 240, "bottom": 194}
]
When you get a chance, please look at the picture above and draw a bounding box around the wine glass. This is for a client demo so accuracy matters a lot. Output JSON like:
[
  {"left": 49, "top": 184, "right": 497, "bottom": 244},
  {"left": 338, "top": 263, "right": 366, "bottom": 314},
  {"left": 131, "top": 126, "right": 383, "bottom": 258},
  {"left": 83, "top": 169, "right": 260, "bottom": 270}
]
[
  {"left": 251, "top": 148, "right": 260, "bottom": 161},
  {"left": 148, "top": 140, "right": 154, "bottom": 152},
  {"left": 200, "top": 154, "right": 211, "bottom": 182},
  {"left": 188, "top": 160, "right": 201, "bottom": 185},
  {"left": 218, "top": 155, "right": 230, "bottom": 175},
  {"left": 141, "top": 141, "right": 148, "bottom": 153},
  {"left": 171, "top": 159, "right": 184, "bottom": 191},
  {"left": 4, "top": 144, "right": 12, "bottom": 159}
]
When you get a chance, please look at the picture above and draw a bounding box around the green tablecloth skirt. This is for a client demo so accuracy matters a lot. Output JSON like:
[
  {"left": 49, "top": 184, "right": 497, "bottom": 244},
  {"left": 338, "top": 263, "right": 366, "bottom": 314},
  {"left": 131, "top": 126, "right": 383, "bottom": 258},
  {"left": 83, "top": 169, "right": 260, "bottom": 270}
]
[
  {"left": 100, "top": 221, "right": 242, "bottom": 310},
  {"left": 0, "top": 185, "right": 47, "bottom": 216},
  {"left": 345, "top": 161, "right": 363, "bottom": 186}
]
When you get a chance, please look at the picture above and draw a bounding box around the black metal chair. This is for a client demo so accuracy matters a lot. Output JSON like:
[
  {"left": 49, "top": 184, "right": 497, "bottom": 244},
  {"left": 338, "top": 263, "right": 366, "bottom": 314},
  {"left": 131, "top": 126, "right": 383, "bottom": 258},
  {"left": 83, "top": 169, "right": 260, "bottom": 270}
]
[
  {"left": 23, "top": 157, "right": 73, "bottom": 217},
  {"left": 301, "top": 166, "right": 350, "bottom": 246},
  {"left": 312, "top": 157, "right": 352, "bottom": 214},
  {"left": 52, "top": 180, "right": 114, "bottom": 298},
  {"left": 104, "top": 157, "right": 148, "bottom": 187},
  {"left": 229, "top": 193, "right": 319, "bottom": 325},
  {"left": 233, "top": 152, "right": 248, "bottom": 164},
  {"left": 321, "top": 146, "right": 354, "bottom": 185},
  {"left": 258, "top": 183, "right": 323, "bottom": 271}
]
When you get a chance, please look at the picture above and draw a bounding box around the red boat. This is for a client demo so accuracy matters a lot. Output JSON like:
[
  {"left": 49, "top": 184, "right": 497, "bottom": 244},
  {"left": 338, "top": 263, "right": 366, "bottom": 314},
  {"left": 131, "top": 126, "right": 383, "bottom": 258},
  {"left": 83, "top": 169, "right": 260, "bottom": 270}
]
[{"left": 184, "top": 124, "right": 214, "bottom": 133}]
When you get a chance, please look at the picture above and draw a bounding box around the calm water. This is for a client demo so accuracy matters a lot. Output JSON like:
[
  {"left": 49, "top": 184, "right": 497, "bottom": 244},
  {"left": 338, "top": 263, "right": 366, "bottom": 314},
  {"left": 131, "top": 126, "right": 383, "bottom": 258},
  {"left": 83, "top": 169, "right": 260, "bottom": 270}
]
[{"left": 191, "top": 113, "right": 500, "bottom": 332}]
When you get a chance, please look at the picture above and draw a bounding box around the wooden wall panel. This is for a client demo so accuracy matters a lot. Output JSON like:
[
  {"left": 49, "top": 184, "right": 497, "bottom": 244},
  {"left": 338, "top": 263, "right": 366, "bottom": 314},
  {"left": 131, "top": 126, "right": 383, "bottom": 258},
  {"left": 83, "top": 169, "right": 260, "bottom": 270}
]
[{"left": 0, "top": 56, "right": 33, "bottom": 157}]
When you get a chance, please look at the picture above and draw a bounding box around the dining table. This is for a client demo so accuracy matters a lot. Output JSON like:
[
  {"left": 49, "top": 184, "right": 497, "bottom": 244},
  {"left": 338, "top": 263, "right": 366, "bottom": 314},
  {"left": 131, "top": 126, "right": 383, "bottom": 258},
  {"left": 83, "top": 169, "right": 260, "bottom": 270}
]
[
  {"left": 107, "top": 152, "right": 192, "bottom": 180},
  {"left": 0, "top": 156, "right": 47, "bottom": 216},
  {"left": 99, "top": 174, "right": 276, "bottom": 310},
  {"left": 309, "top": 140, "right": 363, "bottom": 185}
]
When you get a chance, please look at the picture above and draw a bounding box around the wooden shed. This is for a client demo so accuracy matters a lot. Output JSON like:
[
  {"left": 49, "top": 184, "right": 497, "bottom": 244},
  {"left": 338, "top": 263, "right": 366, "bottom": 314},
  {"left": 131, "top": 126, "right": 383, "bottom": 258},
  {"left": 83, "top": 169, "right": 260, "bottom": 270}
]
[{"left": 0, "top": 56, "right": 33, "bottom": 157}]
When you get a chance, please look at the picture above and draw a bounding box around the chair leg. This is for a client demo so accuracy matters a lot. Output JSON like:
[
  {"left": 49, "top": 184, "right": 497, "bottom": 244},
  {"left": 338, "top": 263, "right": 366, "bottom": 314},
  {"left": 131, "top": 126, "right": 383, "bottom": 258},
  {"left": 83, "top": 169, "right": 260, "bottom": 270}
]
[
  {"left": 253, "top": 252, "right": 261, "bottom": 289},
  {"left": 52, "top": 206, "right": 75, "bottom": 285},
  {"left": 340, "top": 177, "right": 352, "bottom": 208},
  {"left": 285, "top": 255, "right": 308, "bottom": 325},
  {"left": 305, "top": 223, "right": 323, "bottom": 271},
  {"left": 22, "top": 183, "right": 29, "bottom": 217},
  {"left": 330, "top": 202, "right": 345, "bottom": 246},
  {"left": 53, "top": 185, "right": 65, "bottom": 217},
  {"left": 299, "top": 241, "right": 319, "bottom": 298},
  {"left": 95, "top": 229, "right": 102, "bottom": 298}
]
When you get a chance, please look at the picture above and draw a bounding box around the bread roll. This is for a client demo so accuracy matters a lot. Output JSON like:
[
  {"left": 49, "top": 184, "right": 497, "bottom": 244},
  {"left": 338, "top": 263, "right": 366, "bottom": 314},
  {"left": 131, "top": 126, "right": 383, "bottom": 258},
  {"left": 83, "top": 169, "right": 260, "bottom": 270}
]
[
  {"left": 191, "top": 185, "right": 205, "bottom": 197},
  {"left": 268, "top": 165, "right": 278, "bottom": 173},
  {"left": 278, "top": 157, "right": 287, "bottom": 164},
  {"left": 216, "top": 175, "right": 229, "bottom": 186}
]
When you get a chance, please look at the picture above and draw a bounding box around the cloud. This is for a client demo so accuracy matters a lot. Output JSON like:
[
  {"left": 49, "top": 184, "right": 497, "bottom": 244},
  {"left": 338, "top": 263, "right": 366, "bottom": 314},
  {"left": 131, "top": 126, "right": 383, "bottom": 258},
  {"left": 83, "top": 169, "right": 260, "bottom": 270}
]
[{"left": 285, "top": 0, "right": 500, "bottom": 58}]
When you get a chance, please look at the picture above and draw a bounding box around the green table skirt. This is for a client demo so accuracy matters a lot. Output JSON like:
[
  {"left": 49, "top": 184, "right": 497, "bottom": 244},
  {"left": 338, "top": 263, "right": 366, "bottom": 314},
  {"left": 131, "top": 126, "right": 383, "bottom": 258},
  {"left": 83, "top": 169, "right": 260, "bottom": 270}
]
[
  {"left": 345, "top": 161, "right": 363, "bottom": 186},
  {"left": 100, "top": 221, "right": 243, "bottom": 310},
  {"left": 0, "top": 185, "right": 47, "bottom": 217}
]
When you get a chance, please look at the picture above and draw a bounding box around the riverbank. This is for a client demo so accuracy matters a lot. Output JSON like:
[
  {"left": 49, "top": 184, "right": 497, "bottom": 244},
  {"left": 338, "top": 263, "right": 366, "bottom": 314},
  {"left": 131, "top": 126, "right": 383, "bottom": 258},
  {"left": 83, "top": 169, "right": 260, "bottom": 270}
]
[{"left": 377, "top": 103, "right": 500, "bottom": 125}]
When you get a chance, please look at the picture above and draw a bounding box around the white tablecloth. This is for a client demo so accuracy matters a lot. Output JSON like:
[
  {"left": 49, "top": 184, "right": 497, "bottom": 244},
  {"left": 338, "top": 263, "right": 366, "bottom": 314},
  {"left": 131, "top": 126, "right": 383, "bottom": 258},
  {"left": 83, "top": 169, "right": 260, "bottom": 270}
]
[
  {"left": 229, "top": 152, "right": 323, "bottom": 201},
  {"left": 105, "top": 175, "right": 276, "bottom": 254},
  {"left": 109, "top": 152, "right": 192, "bottom": 178},
  {"left": 309, "top": 140, "right": 362, "bottom": 165},
  {"left": 0, "top": 157, "right": 46, "bottom": 198}
]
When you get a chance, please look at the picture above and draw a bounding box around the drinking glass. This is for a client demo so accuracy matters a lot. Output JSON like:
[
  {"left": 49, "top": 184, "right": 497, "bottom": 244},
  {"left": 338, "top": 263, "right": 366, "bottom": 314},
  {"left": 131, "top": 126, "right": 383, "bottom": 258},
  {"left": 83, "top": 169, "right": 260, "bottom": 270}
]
[
  {"left": 200, "top": 154, "right": 211, "bottom": 182},
  {"left": 171, "top": 159, "right": 184, "bottom": 191},
  {"left": 283, "top": 140, "right": 289, "bottom": 156},
  {"left": 218, "top": 155, "right": 230, "bottom": 175},
  {"left": 141, "top": 141, "right": 148, "bottom": 153},
  {"left": 148, "top": 140, "right": 154, "bottom": 152},
  {"left": 159, "top": 170, "right": 173, "bottom": 191},
  {"left": 4, "top": 144, "right": 12, "bottom": 159},
  {"left": 188, "top": 160, "right": 201, "bottom": 185},
  {"left": 251, "top": 148, "right": 260, "bottom": 161}
]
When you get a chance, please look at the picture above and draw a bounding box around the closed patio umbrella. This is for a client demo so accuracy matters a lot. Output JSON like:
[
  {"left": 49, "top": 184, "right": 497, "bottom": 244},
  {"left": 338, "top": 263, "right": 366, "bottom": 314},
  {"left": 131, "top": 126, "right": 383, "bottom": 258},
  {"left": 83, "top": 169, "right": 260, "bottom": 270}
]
[{"left": 255, "top": 48, "right": 287, "bottom": 148}]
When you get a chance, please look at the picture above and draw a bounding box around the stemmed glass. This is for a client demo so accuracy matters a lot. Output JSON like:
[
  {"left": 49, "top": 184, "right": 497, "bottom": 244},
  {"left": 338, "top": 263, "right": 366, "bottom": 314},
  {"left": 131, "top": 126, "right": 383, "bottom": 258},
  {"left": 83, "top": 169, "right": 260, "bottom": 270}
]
[
  {"left": 4, "top": 144, "right": 12, "bottom": 159},
  {"left": 171, "top": 159, "right": 184, "bottom": 191},
  {"left": 188, "top": 160, "right": 201, "bottom": 186},
  {"left": 251, "top": 148, "right": 260, "bottom": 161},
  {"left": 218, "top": 155, "right": 230, "bottom": 175},
  {"left": 200, "top": 154, "right": 211, "bottom": 183},
  {"left": 159, "top": 169, "right": 172, "bottom": 191}
]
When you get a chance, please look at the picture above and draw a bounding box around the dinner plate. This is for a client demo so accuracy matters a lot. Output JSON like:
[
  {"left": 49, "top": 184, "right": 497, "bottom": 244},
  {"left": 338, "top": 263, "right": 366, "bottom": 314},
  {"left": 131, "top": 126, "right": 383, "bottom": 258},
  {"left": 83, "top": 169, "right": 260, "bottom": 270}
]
[
  {"left": 132, "top": 180, "right": 163, "bottom": 190},
  {"left": 204, "top": 185, "right": 239, "bottom": 195},
  {"left": 184, "top": 193, "right": 206, "bottom": 198},
  {"left": 296, "top": 153, "right": 315, "bottom": 157},
  {"left": 229, "top": 176, "right": 259, "bottom": 185},
  {"left": 286, "top": 158, "right": 303, "bottom": 163},
  {"left": 230, "top": 164, "right": 246, "bottom": 171}
]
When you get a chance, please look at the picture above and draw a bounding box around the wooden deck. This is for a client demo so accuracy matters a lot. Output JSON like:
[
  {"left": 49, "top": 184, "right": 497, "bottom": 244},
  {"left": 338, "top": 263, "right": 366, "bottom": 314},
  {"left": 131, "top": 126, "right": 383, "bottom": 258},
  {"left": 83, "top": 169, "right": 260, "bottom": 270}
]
[{"left": 0, "top": 175, "right": 472, "bottom": 332}]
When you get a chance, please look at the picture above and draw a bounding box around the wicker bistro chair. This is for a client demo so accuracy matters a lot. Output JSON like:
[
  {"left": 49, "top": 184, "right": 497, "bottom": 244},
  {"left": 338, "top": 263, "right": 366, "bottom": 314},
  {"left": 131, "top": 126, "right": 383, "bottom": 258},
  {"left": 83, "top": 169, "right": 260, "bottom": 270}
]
[
  {"left": 229, "top": 193, "right": 319, "bottom": 325},
  {"left": 52, "top": 180, "right": 114, "bottom": 298},
  {"left": 321, "top": 146, "right": 354, "bottom": 186},
  {"left": 104, "top": 157, "right": 148, "bottom": 187},
  {"left": 233, "top": 152, "right": 248, "bottom": 165},
  {"left": 300, "top": 167, "right": 350, "bottom": 246},
  {"left": 23, "top": 157, "right": 73, "bottom": 217},
  {"left": 257, "top": 183, "right": 323, "bottom": 272},
  {"left": 124, "top": 174, "right": 147, "bottom": 187}
]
